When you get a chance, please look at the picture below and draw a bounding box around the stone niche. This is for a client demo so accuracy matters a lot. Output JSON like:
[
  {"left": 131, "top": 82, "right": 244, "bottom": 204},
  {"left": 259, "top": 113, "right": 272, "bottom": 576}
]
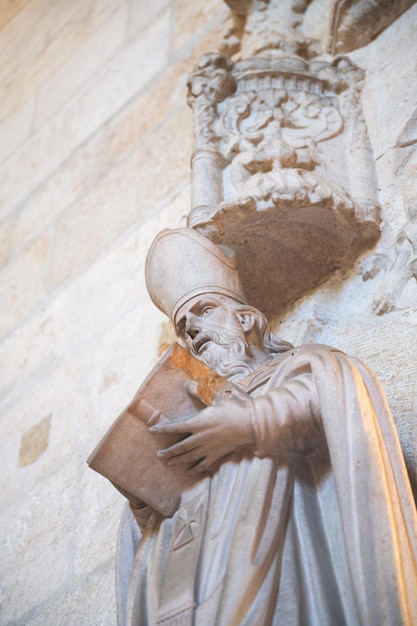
[{"left": 187, "top": 49, "right": 380, "bottom": 318}]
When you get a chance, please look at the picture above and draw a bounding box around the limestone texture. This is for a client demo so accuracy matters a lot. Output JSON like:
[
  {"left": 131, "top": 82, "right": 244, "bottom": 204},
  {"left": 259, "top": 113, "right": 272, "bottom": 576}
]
[{"left": 0, "top": 0, "right": 416, "bottom": 623}]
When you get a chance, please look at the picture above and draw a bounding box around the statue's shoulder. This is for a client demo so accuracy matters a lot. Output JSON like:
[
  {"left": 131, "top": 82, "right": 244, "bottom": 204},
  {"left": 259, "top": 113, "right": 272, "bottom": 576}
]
[
  {"left": 237, "top": 344, "right": 348, "bottom": 393},
  {"left": 279, "top": 343, "right": 348, "bottom": 370},
  {"left": 292, "top": 343, "right": 346, "bottom": 357}
]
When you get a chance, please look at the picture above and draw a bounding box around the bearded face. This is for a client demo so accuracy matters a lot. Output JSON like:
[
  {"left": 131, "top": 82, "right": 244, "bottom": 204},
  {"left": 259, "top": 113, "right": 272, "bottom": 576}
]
[
  {"left": 175, "top": 295, "right": 260, "bottom": 380},
  {"left": 191, "top": 326, "right": 259, "bottom": 380}
]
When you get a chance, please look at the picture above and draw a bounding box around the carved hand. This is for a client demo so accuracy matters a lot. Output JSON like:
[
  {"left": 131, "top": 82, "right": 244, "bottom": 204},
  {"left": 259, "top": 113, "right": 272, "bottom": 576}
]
[{"left": 149, "top": 397, "right": 256, "bottom": 473}]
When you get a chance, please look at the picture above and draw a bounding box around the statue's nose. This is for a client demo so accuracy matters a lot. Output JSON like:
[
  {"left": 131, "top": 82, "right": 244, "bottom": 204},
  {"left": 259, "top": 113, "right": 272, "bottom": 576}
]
[
  {"left": 186, "top": 326, "right": 199, "bottom": 340},
  {"left": 185, "top": 315, "right": 200, "bottom": 340}
]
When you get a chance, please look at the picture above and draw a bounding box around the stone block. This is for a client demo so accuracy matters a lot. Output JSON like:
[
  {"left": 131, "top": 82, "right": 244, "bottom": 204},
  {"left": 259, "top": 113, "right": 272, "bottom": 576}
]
[
  {"left": 0, "top": 215, "right": 15, "bottom": 267},
  {"left": 0, "top": 0, "right": 52, "bottom": 86},
  {"left": 0, "top": 0, "right": 31, "bottom": 32},
  {"left": 0, "top": 458, "right": 79, "bottom": 623},
  {"left": 0, "top": 0, "right": 97, "bottom": 127},
  {"left": 45, "top": 106, "right": 192, "bottom": 293},
  {"left": 96, "top": 19, "right": 225, "bottom": 168},
  {"left": 0, "top": 189, "right": 187, "bottom": 415},
  {"left": 67, "top": 190, "right": 188, "bottom": 350},
  {"left": 25, "top": 563, "right": 117, "bottom": 626},
  {"left": 69, "top": 9, "right": 170, "bottom": 147},
  {"left": 350, "top": 3, "right": 417, "bottom": 158},
  {"left": 0, "top": 10, "right": 170, "bottom": 222},
  {"left": 0, "top": 285, "right": 74, "bottom": 414},
  {"left": 0, "top": 233, "right": 48, "bottom": 341},
  {"left": 0, "top": 353, "right": 83, "bottom": 502},
  {"left": 127, "top": 0, "right": 171, "bottom": 38},
  {"left": 35, "top": 3, "right": 128, "bottom": 130},
  {"left": 73, "top": 465, "right": 124, "bottom": 578},
  {"left": 172, "top": 0, "right": 226, "bottom": 52},
  {"left": 0, "top": 96, "right": 35, "bottom": 166},
  {"left": 7, "top": 21, "right": 223, "bottom": 259},
  {"left": 78, "top": 299, "right": 166, "bottom": 450},
  {"left": 9, "top": 132, "right": 114, "bottom": 256},
  {"left": 18, "top": 414, "right": 52, "bottom": 467}
]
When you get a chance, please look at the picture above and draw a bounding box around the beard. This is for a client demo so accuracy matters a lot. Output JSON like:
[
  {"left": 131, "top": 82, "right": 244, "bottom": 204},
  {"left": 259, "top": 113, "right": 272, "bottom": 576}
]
[{"left": 190, "top": 328, "right": 259, "bottom": 381}]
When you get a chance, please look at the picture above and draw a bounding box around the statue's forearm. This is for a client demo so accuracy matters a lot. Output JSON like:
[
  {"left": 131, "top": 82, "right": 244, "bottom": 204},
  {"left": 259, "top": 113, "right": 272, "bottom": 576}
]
[{"left": 250, "top": 373, "right": 322, "bottom": 457}]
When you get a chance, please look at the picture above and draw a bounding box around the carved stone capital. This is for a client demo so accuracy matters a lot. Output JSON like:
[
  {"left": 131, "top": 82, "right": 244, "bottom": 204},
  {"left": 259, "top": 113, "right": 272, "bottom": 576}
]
[{"left": 187, "top": 50, "right": 380, "bottom": 317}]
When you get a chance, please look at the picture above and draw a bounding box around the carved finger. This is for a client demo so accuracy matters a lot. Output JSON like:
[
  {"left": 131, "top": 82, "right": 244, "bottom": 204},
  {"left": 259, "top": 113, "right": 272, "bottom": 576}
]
[
  {"left": 166, "top": 448, "right": 204, "bottom": 466},
  {"left": 157, "top": 438, "right": 199, "bottom": 459},
  {"left": 188, "top": 457, "right": 210, "bottom": 474},
  {"left": 149, "top": 422, "right": 193, "bottom": 435}
]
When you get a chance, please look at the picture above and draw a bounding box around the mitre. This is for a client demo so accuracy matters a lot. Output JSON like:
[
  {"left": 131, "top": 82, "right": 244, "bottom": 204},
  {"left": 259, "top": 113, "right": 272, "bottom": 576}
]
[{"left": 145, "top": 228, "right": 247, "bottom": 324}]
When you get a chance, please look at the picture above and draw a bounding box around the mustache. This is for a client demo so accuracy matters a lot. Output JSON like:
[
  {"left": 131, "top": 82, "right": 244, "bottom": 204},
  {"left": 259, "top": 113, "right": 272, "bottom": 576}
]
[
  {"left": 191, "top": 330, "right": 259, "bottom": 381},
  {"left": 190, "top": 329, "right": 245, "bottom": 355}
]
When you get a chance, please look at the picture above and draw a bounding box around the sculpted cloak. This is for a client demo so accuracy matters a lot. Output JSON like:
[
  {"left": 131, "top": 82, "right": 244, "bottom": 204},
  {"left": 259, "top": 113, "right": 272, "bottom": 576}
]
[{"left": 116, "top": 344, "right": 417, "bottom": 626}]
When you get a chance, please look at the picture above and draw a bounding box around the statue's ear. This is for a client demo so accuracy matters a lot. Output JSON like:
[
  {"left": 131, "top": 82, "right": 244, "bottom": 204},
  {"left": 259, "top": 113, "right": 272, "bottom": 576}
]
[{"left": 237, "top": 312, "right": 255, "bottom": 333}]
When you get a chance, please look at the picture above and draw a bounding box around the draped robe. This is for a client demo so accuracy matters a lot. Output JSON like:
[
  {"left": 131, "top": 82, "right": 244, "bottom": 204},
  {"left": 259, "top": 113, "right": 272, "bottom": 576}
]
[{"left": 116, "top": 344, "right": 417, "bottom": 626}]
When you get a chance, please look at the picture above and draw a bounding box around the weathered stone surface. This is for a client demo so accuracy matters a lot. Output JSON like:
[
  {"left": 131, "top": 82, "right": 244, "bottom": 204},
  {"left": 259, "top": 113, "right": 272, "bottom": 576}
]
[
  {"left": 19, "top": 414, "right": 51, "bottom": 467},
  {"left": 74, "top": 467, "right": 124, "bottom": 578},
  {"left": 0, "top": 189, "right": 187, "bottom": 417},
  {"left": 349, "top": 3, "right": 417, "bottom": 159},
  {"left": 1, "top": 0, "right": 417, "bottom": 623},
  {"left": 0, "top": 215, "right": 15, "bottom": 267},
  {"left": 78, "top": 300, "right": 166, "bottom": 449},
  {"left": 0, "top": 0, "right": 96, "bottom": 126},
  {"left": 0, "top": 0, "right": 128, "bottom": 129},
  {"left": 0, "top": 459, "right": 78, "bottom": 622},
  {"left": 327, "top": 0, "right": 417, "bottom": 54},
  {"left": 173, "top": 0, "right": 226, "bottom": 51},
  {"left": 7, "top": 22, "right": 223, "bottom": 262},
  {"left": 0, "top": 9, "right": 170, "bottom": 222},
  {"left": 0, "top": 0, "right": 31, "bottom": 31},
  {"left": 0, "top": 288, "right": 75, "bottom": 415},
  {"left": 0, "top": 233, "right": 48, "bottom": 341},
  {"left": 25, "top": 564, "right": 117, "bottom": 626},
  {"left": 0, "top": 0, "right": 54, "bottom": 86},
  {"left": 0, "top": 354, "right": 83, "bottom": 502},
  {"left": 158, "top": 320, "right": 177, "bottom": 356},
  {"left": 45, "top": 106, "right": 192, "bottom": 293},
  {"left": 34, "top": 3, "right": 128, "bottom": 130},
  {"left": 127, "top": 0, "right": 171, "bottom": 38},
  {"left": 0, "top": 96, "right": 35, "bottom": 166}
]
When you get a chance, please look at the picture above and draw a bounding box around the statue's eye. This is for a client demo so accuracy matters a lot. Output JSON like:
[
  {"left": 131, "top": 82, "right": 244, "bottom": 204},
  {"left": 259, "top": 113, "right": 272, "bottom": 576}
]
[{"left": 201, "top": 306, "right": 214, "bottom": 317}]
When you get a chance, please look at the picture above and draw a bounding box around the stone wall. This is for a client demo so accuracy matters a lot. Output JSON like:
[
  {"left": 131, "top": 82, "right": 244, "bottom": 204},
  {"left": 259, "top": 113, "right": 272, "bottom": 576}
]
[
  {"left": 0, "top": 1, "right": 229, "bottom": 623},
  {"left": 0, "top": 1, "right": 416, "bottom": 624}
]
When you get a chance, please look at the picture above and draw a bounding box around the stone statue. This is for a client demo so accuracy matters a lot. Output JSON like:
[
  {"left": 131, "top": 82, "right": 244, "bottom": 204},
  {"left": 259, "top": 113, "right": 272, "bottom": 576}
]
[{"left": 114, "top": 228, "right": 417, "bottom": 626}]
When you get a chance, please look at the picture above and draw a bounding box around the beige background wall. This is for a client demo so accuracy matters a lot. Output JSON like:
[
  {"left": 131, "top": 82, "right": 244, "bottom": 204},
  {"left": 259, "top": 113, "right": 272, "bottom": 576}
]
[{"left": 0, "top": 1, "right": 416, "bottom": 624}]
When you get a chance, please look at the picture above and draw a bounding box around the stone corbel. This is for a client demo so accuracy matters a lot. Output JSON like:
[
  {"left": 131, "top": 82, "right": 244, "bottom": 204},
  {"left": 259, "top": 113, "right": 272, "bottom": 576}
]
[{"left": 187, "top": 50, "right": 380, "bottom": 318}]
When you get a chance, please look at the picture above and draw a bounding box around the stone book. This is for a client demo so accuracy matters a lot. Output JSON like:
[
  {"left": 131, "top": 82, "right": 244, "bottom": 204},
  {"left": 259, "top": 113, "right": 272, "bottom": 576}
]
[{"left": 87, "top": 342, "right": 233, "bottom": 517}]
